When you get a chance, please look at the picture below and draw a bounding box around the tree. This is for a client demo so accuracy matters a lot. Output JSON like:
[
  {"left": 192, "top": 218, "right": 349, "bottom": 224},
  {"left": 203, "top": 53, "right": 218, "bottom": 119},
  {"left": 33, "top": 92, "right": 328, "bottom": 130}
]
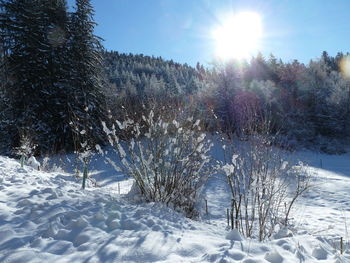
[
  {"left": 0, "top": 0, "right": 51, "bottom": 152},
  {"left": 41, "top": 0, "right": 72, "bottom": 151},
  {"left": 244, "top": 52, "right": 271, "bottom": 82},
  {"left": 267, "top": 54, "right": 281, "bottom": 83},
  {"left": 0, "top": 0, "right": 107, "bottom": 154},
  {"left": 68, "top": 0, "right": 106, "bottom": 151}
]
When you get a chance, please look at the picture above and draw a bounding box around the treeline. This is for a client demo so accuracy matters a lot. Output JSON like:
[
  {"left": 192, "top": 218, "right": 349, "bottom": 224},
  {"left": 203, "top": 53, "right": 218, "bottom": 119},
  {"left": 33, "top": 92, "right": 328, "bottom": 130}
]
[
  {"left": 103, "top": 51, "right": 350, "bottom": 152},
  {"left": 102, "top": 51, "right": 206, "bottom": 121},
  {"left": 1, "top": 1, "right": 349, "bottom": 156},
  {"left": 200, "top": 52, "right": 350, "bottom": 152}
]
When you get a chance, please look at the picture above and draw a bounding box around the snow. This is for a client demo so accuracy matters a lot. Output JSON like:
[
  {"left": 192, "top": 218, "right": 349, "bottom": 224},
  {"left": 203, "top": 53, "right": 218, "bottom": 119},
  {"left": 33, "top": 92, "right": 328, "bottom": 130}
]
[
  {"left": 27, "top": 156, "right": 40, "bottom": 170},
  {"left": 225, "top": 229, "right": 243, "bottom": 241},
  {"left": 0, "top": 149, "right": 350, "bottom": 262}
]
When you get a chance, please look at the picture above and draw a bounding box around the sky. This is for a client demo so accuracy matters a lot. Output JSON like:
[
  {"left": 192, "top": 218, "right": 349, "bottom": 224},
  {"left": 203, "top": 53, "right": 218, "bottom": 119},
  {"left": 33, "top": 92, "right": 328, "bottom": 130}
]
[{"left": 67, "top": 0, "right": 350, "bottom": 66}]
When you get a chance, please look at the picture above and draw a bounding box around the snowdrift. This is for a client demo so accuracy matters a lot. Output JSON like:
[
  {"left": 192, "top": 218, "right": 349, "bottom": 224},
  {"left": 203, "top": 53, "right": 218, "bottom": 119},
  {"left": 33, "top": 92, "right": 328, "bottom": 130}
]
[{"left": 1, "top": 153, "right": 350, "bottom": 262}]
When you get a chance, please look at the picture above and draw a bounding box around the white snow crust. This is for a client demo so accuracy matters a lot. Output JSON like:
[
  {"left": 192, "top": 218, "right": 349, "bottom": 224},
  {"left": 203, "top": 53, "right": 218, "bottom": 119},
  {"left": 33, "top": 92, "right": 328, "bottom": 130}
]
[{"left": 1, "top": 149, "right": 350, "bottom": 262}]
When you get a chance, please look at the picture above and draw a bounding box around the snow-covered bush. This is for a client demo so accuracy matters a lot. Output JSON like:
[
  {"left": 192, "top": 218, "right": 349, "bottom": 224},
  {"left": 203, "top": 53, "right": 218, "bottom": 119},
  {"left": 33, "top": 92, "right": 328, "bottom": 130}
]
[
  {"left": 221, "top": 135, "right": 310, "bottom": 241},
  {"left": 78, "top": 142, "right": 92, "bottom": 190},
  {"left": 283, "top": 162, "right": 310, "bottom": 226},
  {"left": 69, "top": 117, "right": 93, "bottom": 190},
  {"left": 220, "top": 105, "right": 311, "bottom": 241},
  {"left": 27, "top": 156, "right": 40, "bottom": 170},
  {"left": 41, "top": 156, "right": 51, "bottom": 172},
  {"left": 14, "top": 134, "right": 37, "bottom": 168},
  {"left": 102, "top": 109, "right": 213, "bottom": 218}
]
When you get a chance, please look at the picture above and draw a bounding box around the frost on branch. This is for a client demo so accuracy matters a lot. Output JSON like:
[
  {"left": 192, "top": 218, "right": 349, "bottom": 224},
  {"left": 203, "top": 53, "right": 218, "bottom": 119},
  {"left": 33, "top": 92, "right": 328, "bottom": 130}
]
[
  {"left": 103, "top": 109, "right": 213, "bottom": 218},
  {"left": 220, "top": 106, "right": 311, "bottom": 241},
  {"left": 14, "top": 134, "right": 37, "bottom": 168}
]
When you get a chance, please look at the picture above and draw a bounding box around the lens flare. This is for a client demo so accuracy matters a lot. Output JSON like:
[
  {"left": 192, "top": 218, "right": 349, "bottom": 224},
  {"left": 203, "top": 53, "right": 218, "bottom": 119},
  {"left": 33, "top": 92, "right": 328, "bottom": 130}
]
[
  {"left": 212, "top": 11, "right": 263, "bottom": 60},
  {"left": 340, "top": 56, "right": 350, "bottom": 79}
]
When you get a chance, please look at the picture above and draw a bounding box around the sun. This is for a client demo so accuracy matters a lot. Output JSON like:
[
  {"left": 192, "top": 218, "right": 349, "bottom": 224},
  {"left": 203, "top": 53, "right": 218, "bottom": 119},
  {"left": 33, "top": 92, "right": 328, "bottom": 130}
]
[{"left": 213, "top": 11, "right": 263, "bottom": 60}]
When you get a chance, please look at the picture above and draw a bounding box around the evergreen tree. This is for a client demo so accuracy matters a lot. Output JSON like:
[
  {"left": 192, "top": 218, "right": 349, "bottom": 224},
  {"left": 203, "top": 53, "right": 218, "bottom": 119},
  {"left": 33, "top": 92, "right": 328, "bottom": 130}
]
[
  {"left": 0, "top": 0, "right": 107, "bottom": 154},
  {"left": 41, "top": 0, "right": 72, "bottom": 151},
  {"left": 0, "top": 0, "right": 49, "bottom": 152},
  {"left": 267, "top": 54, "right": 281, "bottom": 83},
  {"left": 244, "top": 52, "right": 271, "bottom": 82},
  {"left": 68, "top": 0, "right": 106, "bottom": 150},
  {"left": 0, "top": 0, "right": 73, "bottom": 153}
]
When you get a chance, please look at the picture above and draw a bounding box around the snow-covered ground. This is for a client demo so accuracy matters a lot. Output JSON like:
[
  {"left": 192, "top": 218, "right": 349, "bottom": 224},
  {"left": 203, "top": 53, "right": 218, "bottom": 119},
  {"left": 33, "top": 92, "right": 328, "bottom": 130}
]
[{"left": 1, "top": 150, "right": 350, "bottom": 263}]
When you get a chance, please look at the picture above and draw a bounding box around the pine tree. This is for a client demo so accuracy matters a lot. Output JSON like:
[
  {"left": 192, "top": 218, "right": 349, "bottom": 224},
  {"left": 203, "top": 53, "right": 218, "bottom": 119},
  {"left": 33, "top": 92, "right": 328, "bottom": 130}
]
[
  {"left": 0, "top": 0, "right": 48, "bottom": 152},
  {"left": 41, "top": 0, "right": 72, "bottom": 151},
  {"left": 0, "top": 0, "right": 74, "bottom": 154},
  {"left": 68, "top": 0, "right": 106, "bottom": 151}
]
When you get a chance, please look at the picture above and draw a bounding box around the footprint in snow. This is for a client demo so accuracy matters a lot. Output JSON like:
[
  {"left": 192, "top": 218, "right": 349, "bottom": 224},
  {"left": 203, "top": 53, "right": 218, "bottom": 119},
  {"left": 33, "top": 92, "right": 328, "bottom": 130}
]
[
  {"left": 312, "top": 246, "right": 328, "bottom": 260},
  {"left": 264, "top": 250, "right": 283, "bottom": 263}
]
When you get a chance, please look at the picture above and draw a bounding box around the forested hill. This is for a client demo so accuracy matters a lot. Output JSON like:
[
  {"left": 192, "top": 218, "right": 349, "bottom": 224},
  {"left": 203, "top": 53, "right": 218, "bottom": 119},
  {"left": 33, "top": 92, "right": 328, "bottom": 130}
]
[
  {"left": 102, "top": 50, "right": 350, "bottom": 153},
  {"left": 103, "top": 50, "right": 205, "bottom": 97}
]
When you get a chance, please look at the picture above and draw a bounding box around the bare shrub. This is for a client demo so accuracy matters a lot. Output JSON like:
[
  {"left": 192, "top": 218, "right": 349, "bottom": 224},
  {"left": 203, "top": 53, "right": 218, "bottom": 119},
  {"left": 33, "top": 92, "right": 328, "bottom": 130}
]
[
  {"left": 102, "top": 108, "right": 213, "bottom": 218},
  {"left": 221, "top": 109, "right": 311, "bottom": 241},
  {"left": 69, "top": 112, "right": 93, "bottom": 189},
  {"left": 283, "top": 163, "right": 311, "bottom": 226}
]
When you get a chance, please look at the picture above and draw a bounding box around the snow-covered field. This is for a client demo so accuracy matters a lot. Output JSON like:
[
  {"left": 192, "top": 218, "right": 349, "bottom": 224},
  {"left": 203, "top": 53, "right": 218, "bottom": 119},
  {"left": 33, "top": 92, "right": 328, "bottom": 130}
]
[{"left": 1, "top": 150, "right": 350, "bottom": 263}]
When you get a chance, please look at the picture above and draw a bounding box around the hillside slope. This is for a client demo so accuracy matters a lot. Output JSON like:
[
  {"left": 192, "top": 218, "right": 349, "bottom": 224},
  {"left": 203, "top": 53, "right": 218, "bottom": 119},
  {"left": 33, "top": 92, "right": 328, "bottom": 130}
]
[{"left": 0, "top": 153, "right": 350, "bottom": 262}]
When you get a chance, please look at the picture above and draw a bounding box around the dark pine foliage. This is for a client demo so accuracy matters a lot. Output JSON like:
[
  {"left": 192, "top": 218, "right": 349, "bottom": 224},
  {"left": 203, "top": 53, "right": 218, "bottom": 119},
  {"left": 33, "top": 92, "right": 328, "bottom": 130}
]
[
  {"left": 102, "top": 50, "right": 206, "bottom": 121},
  {"left": 68, "top": 0, "right": 106, "bottom": 152},
  {"left": 0, "top": 0, "right": 106, "bottom": 155}
]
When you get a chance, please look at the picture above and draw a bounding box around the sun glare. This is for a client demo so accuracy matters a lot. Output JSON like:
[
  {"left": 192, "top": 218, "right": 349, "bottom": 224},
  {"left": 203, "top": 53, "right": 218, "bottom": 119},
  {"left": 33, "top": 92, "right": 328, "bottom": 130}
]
[
  {"left": 340, "top": 56, "right": 350, "bottom": 79},
  {"left": 213, "top": 11, "right": 263, "bottom": 60}
]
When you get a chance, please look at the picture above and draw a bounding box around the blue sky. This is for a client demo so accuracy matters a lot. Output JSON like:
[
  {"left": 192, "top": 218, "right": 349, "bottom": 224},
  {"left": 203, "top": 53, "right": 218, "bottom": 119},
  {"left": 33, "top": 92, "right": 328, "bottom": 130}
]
[{"left": 68, "top": 0, "right": 350, "bottom": 66}]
